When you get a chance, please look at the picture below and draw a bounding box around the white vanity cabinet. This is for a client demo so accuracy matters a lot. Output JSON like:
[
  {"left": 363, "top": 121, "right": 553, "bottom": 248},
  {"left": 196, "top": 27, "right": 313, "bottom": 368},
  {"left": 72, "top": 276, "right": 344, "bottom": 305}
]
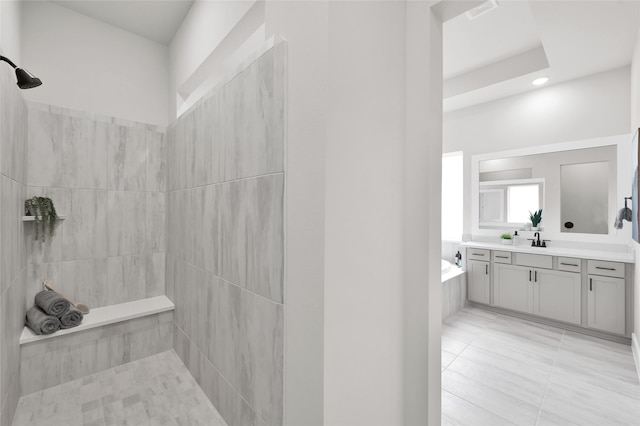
[
  {"left": 493, "top": 263, "right": 532, "bottom": 312},
  {"left": 587, "top": 260, "right": 626, "bottom": 335},
  {"left": 467, "top": 249, "right": 491, "bottom": 304},
  {"left": 533, "top": 268, "right": 581, "bottom": 325},
  {"left": 493, "top": 263, "right": 581, "bottom": 325},
  {"left": 464, "top": 243, "right": 632, "bottom": 340},
  {"left": 467, "top": 259, "right": 491, "bottom": 304}
]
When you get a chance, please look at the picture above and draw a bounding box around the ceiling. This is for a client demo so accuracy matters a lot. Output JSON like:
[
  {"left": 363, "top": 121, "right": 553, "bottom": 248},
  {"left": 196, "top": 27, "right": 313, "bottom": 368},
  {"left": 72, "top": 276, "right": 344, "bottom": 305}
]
[
  {"left": 443, "top": 0, "right": 640, "bottom": 112},
  {"left": 52, "top": 0, "right": 194, "bottom": 45},
  {"left": 48, "top": 0, "right": 640, "bottom": 111}
]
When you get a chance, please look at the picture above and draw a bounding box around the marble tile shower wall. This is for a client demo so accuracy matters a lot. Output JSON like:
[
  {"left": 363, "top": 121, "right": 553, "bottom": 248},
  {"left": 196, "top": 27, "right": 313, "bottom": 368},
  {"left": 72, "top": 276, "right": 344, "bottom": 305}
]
[
  {"left": 0, "top": 65, "right": 28, "bottom": 426},
  {"left": 167, "top": 42, "right": 285, "bottom": 426},
  {"left": 24, "top": 103, "right": 167, "bottom": 310}
]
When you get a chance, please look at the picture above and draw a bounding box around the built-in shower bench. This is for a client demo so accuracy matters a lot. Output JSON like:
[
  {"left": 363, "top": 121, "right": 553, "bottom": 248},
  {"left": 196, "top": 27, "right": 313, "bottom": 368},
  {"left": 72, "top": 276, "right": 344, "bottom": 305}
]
[
  {"left": 19, "top": 295, "right": 174, "bottom": 344},
  {"left": 19, "top": 295, "right": 175, "bottom": 395}
]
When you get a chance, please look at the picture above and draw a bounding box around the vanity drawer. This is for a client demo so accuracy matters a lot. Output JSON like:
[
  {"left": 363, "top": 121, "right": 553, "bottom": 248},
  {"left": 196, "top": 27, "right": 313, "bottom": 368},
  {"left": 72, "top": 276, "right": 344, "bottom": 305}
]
[
  {"left": 587, "top": 260, "right": 625, "bottom": 278},
  {"left": 467, "top": 249, "right": 490, "bottom": 261},
  {"left": 557, "top": 257, "right": 582, "bottom": 273},
  {"left": 492, "top": 251, "right": 512, "bottom": 264},
  {"left": 515, "top": 253, "right": 552, "bottom": 269}
]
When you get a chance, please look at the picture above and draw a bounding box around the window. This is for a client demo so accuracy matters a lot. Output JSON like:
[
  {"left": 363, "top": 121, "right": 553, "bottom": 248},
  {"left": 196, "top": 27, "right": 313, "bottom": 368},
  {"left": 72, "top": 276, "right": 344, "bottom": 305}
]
[
  {"left": 507, "top": 184, "right": 540, "bottom": 223},
  {"left": 478, "top": 179, "right": 543, "bottom": 228},
  {"left": 479, "top": 188, "right": 504, "bottom": 223},
  {"left": 442, "top": 151, "right": 463, "bottom": 241}
]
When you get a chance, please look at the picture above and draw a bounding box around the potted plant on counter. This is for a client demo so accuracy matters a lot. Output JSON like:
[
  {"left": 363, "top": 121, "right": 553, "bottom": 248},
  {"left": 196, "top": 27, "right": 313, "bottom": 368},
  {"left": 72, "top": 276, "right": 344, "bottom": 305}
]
[
  {"left": 500, "top": 233, "right": 513, "bottom": 245},
  {"left": 529, "top": 209, "right": 543, "bottom": 231}
]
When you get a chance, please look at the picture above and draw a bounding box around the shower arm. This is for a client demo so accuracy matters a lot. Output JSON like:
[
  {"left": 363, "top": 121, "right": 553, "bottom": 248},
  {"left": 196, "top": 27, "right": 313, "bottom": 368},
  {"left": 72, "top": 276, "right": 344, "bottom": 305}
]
[{"left": 0, "top": 55, "right": 18, "bottom": 69}]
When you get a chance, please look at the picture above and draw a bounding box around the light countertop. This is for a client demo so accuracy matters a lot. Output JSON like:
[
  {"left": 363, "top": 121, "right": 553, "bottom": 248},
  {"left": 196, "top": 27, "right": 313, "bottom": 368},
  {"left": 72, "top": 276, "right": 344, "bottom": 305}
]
[{"left": 460, "top": 241, "right": 635, "bottom": 263}]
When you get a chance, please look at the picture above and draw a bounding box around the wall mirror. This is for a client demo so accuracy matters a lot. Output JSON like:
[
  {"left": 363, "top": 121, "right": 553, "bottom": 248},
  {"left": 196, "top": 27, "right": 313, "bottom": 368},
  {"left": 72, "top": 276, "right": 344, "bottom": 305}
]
[{"left": 471, "top": 135, "right": 629, "bottom": 240}]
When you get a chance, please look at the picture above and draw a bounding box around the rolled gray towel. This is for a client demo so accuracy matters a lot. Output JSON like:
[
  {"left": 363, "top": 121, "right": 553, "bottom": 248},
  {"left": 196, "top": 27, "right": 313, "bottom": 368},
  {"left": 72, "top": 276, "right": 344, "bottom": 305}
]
[
  {"left": 25, "top": 306, "right": 61, "bottom": 335},
  {"left": 59, "top": 306, "right": 83, "bottom": 329},
  {"left": 35, "top": 290, "right": 70, "bottom": 316}
]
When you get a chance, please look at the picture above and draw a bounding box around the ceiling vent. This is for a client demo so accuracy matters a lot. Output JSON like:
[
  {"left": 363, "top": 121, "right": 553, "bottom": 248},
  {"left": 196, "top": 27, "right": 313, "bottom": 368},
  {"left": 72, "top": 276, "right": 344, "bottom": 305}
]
[{"left": 465, "top": 0, "right": 499, "bottom": 20}]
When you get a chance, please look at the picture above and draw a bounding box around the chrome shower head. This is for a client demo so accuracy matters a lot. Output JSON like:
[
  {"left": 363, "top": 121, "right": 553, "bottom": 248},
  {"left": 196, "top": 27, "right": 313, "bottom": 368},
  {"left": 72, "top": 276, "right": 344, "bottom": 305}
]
[{"left": 0, "top": 55, "right": 42, "bottom": 89}]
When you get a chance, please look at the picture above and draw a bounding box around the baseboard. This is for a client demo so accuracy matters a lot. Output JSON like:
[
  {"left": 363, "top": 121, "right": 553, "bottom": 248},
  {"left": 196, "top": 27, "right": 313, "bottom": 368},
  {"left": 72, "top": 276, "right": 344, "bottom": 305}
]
[
  {"left": 633, "top": 333, "right": 640, "bottom": 383},
  {"left": 467, "top": 302, "right": 631, "bottom": 344}
]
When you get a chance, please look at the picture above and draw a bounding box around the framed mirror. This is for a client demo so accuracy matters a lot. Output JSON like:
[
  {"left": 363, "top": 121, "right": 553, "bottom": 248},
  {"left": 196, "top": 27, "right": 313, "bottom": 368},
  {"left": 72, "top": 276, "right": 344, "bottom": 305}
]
[{"left": 471, "top": 134, "right": 630, "bottom": 241}]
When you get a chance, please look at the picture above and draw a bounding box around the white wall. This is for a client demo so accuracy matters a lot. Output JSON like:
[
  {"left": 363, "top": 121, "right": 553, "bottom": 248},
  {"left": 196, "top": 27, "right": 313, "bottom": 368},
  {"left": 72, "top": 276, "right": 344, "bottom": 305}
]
[
  {"left": 323, "top": 2, "right": 404, "bottom": 424},
  {"left": 264, "top": 2, "right": 327, "bottom": 424},
  {"left": 444, "top": 66, "right": 631, "bottom": 235},
  {"left": 21, "top": 1, "right": 169, "bottom": 127},
  {"left": 169, "top": 0, "right": 260, "bottom": 118},
  {"left": 0, "top": 0, "right": 21, "bottom": 62},
  {"left": 266, "top": 1, "right": 442, "bottom": 424},
  {"left": 630, "top": 11, "right": 640, "bottom": 367}
]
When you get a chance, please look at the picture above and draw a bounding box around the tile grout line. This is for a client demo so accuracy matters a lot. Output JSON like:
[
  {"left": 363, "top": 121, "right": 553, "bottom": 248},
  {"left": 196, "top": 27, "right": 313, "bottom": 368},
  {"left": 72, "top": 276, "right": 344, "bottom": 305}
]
[
  {"left": 442, "top": 388, "right": 517, "bottom": 426},
  {"left": 173, "top": 322, "right": 269, "bottom": 426},
  {"left": 534, "top": 330, "right": 565, "bottom": 426}
]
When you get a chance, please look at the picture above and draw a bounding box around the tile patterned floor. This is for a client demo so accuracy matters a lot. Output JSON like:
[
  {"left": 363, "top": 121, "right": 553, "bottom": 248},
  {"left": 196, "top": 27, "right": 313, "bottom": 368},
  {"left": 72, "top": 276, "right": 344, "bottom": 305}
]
[
  {"left": 442, "top": 307, "right": 640, "bottom": 426},
  {"left": 12, "top": 350, "right": 227, "bottom": 426}
]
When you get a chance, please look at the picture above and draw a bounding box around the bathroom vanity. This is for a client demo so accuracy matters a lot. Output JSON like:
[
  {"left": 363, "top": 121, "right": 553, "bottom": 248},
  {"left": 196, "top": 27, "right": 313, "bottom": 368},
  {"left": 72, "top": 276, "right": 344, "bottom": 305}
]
[{"left": 462, "top": 241, "right": 634, "bottom": 342}]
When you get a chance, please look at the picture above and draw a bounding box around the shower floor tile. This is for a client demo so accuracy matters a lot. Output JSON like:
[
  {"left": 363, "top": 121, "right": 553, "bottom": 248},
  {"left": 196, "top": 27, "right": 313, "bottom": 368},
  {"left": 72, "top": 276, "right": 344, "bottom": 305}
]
[
  {"left": 12, "top": 350, "right": 227, "bottom": 426},
  {"left": 442, "top": 306, "right": 640, "bottom": 426}
]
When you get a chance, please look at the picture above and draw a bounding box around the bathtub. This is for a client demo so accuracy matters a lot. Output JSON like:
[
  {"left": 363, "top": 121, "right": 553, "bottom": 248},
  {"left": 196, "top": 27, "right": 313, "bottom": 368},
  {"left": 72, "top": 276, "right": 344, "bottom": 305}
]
[
  {"left": 441, "top": 259, "right": 466, "bottom": 321},
  {"left": 441, "top": 259, "right": 452, "bottom": 274}
]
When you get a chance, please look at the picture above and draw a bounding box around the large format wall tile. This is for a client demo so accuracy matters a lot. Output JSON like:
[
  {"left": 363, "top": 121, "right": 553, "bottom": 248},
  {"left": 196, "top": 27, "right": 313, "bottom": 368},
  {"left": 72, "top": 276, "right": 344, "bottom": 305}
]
[
  {"left": 172, "top": 260, "right": 283, "bottom": 426},
  {"left": 107, "top": 191, "right": 146, "bottom": 257},
  {"left": 1, "top": 272, "right": 25, "bottom": 420},
  {"left": 0, "top": 67, "right": 27, "bottom": 183},
  {"left": 61, "top": 258, "right": 108, "bottom": 309},
  {"left": 62, "top": 189, "right": 108, "bottom": 260},
  {"left": 168, "top": 40, "right": 286, "bottom": 425},
  {"left": 0, "top": 65, "right": 28, "bottom": 426},
  {"left": 25, "top": 262, "right": 62, "bottom": 311},
  {"left": 0, "top": 177, "right": 22, "bottom": 295},
  {"left": 233, "top": 43, "right": 285, "bottom": 182},
  {"left": 62, "top": 115, "right": 109, "bottom": 189},
  {"left": 214, "top": 275, "right": 283, "bottom": 425},
  {"left": 26, "top": 105, "right": 168, "bottom": 313},
  {"left": 174, "top": 324, "right": 267, "bottom": 426},
  {"left": 219, "top": 174, "right": 284, "bottom": 303},
  {"left": 193, "top": 94, "right": 215, "bottom": 188},
  {"left": 108, "top": 125, "right": 147, "bottom": 191},
  {"left": 146, "top": 130, "right": 166, "bottom": 192},
  {"left": 166, "top": 126, "right": 177, "bottom": 192},
  {"left": 20, "top": 311, "right": 173, "bottom": 395},
  {"left": 106, "top": 253, "right": 164, "bottom": 305},
  {"left": 26, "top": 108, "right": 63, "bottom": 188},
  {"left": 146, "top": 192, "right": 166, "bottom": 252}
]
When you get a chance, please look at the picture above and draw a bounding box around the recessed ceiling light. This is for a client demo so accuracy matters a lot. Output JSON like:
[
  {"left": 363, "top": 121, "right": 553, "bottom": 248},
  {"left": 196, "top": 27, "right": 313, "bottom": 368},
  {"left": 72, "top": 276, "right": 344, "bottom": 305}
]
[{"left": 532, "top": 77, "right": 549, "bottom": 86}]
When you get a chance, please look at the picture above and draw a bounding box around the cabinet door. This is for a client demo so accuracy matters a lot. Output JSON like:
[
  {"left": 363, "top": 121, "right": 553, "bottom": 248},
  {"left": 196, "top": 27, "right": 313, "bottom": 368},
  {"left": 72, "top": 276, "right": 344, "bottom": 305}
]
[
  {"left": 467, "top": 260, "right": 490, "bottom": 304},
  {"left": 493, "top": 263, "right": 532, "bottom": 313},
  {"left": 534, "top": 269, "right": 581, "bottom": 325},
  {"left": 587, "top": 275, "right": 625, "bottom": 335}
]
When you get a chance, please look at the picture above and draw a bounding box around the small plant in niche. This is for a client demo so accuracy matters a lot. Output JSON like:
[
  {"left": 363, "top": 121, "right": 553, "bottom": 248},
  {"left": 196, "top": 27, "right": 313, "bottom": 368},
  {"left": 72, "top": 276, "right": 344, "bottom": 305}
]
[
  {"left": 24, "top": 196, "right": 58, "bottom": 241},
  {"left": 500, "top": 233, "right": 512, "bottom": 240},
  {"left": 529, "top": 209, "right": 543, "bottom": 228}
]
